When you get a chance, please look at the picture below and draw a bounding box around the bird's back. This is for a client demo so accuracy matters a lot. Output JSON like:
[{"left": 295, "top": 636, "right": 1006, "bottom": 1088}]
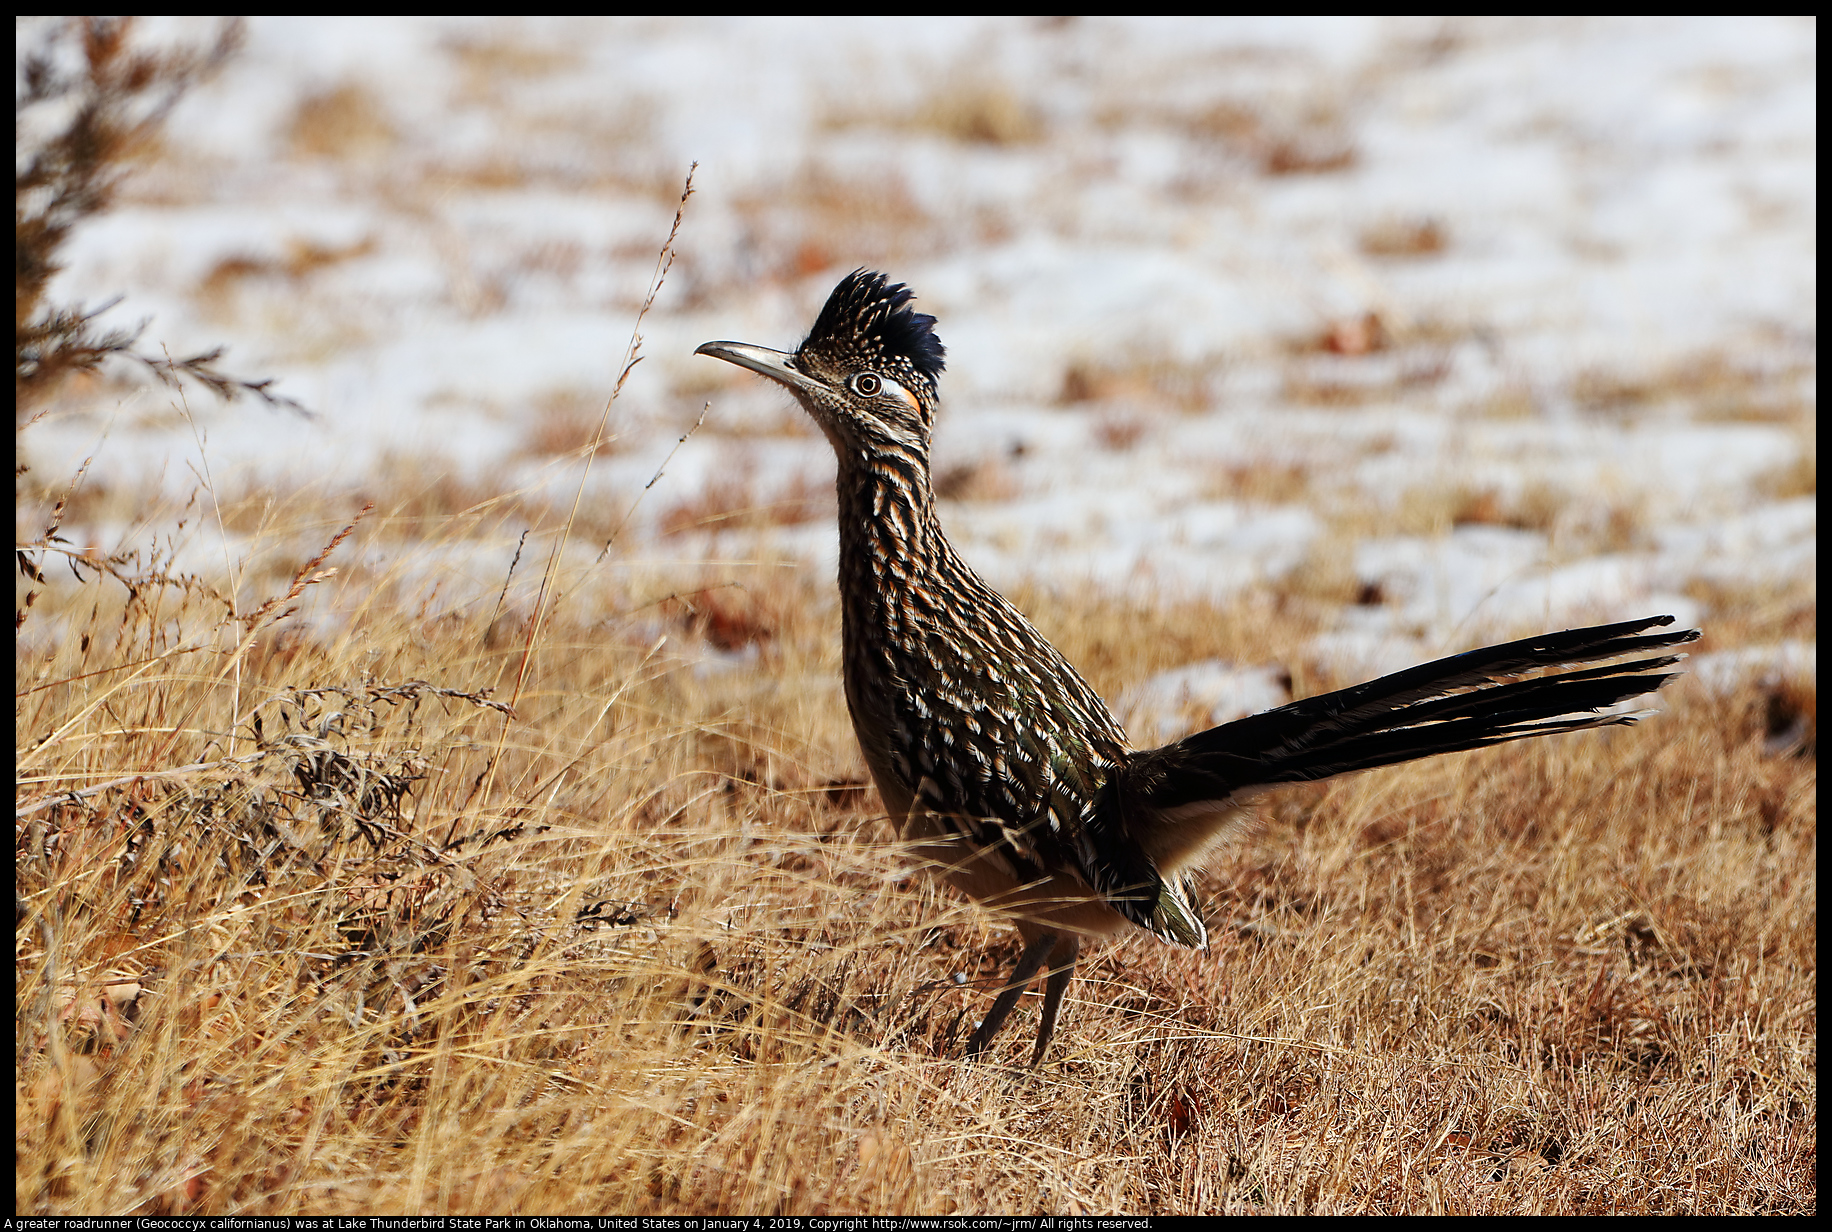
[{"left": 831, "top": 460, "right": 1168, "bottom": 939}]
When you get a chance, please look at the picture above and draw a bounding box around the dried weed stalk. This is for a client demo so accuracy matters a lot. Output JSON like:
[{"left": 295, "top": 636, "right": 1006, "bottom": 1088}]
[{"left": 16, "top": 16, "right": 301, "bottom": 418}]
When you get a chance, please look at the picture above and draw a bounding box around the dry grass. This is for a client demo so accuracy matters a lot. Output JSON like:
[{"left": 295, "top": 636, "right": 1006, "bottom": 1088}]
[
  {"left": 288, "top": 82, "right": 399, "bottom": 162},
  {"left": 1168, "top": 95, "right": 1359, "bottom": 177},
  {"left": 15, "top": 464, "right": 1815, "bottom": 1215},
  {"left": 16, "top": 20, "right": 1811, "bottom": 1211},
  {"left": 729, "top": 164, "right": 943, "bottom": 284},
  {"left": 657, "top": 470, "right": 831, "bottom": 540},
  {"left": 1057, "top": 357, "right": 1218, "bottom": 413},
  {"left": 1571, "top": 352, "right": 1812, "bottom": 423},
  {"left": 907, "top": 76, "right": 1043, "bottom": 148},
  {"left": 819, "top": 62, "right": 1043, "bottom": 148},
  {"left": 1358, "top": 216, "right": 1450, "bottom": 259},
  {"left": 515, "top": 388, "right": 626, "bottom": 463}
]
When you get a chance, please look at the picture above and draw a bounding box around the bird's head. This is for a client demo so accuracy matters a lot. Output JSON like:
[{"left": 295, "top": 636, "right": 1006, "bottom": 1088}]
[{"left": 695, "top": 269, "right": 946, "bottom": 456}]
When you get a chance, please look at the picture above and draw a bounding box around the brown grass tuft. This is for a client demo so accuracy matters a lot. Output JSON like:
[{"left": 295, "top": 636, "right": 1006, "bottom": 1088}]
[
  {"left": 934, "top": 458, "right": 1021, "bottom": 503},
  {"left": 287, "top": 82, "right": 398, "bottom": 161},
  {"left": 658, "top": 470, "right": 830, "bottom": 538},
  {"left": 1359, "top": 216, "right": 1450, "bottom": 259},
  {"left": 1571, "top": 352, "right": 1812, "bottom": 423},
  {"left": 1753, "top": 450, "right": 1814, "bottom": 501},
  {"left": 914, "top": 80, "right": 1043, "bottom": 146},
  {"left": 1180, "top": 96, "right": 1359, "bottom": 176},
  {"left": 516, "top": 388, "right": 622, "bottom": 461},
  {"left": 823, "top": 67, "right": 1043, "bottom": 147},
  {"left": 732, "top": 164, "right": 941, "bottom": 279},
  {"left": 1057, "top": 357, "right": 1217, "bottom": 412},
  {"left": 198, "top": 236, "right": 378, "bottom": 298},
  {"left": 1093, "top": 411, "right": 1151, "bottom": 452},
  {"left": 1206, "top": 459, "right": 1314, "bottom": 505}
]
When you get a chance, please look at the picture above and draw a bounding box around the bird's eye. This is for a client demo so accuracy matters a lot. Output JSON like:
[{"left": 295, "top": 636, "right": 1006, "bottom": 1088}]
[{"left": 851, "top": 372, "right": 882, "bottom": 397}]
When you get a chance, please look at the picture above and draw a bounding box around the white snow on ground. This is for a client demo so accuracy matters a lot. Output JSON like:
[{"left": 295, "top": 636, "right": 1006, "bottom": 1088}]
[
  {"left": 1115, "top": 662, "right": 1295, "bottom": 748},
  {"left": 1691, "top": 642, "right": 1817, "bottom": 694},
  {"left": 21, "top": 17, "right": 1815, "bottom": 723}
]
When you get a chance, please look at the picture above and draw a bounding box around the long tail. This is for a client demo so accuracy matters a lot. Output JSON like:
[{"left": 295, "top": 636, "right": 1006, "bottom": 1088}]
[
  {"left": 1162, "top": 614, "right": 1696, "bottom": 795},
  {"left": 1110, "top": 615, "right": 1699, "bottom": 941}
]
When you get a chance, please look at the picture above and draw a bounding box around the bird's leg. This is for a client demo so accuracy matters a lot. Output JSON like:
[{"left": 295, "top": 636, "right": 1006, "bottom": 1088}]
[
  {"left": 965, "top": 932, "right": 1056, "bottom": 1059},
  {"left": 1030, "top": 934, "right": 1080, "bottom": 1067}
]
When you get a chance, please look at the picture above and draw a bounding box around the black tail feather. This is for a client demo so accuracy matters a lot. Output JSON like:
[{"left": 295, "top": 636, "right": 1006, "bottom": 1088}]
[{"left": 1131, "top": 616, "right": 1698, "bottom": 811}]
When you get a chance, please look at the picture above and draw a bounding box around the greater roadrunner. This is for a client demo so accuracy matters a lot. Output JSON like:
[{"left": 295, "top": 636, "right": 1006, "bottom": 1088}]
[{"left": 695, "top": 269, "right": 1699, "bottom": 1066}]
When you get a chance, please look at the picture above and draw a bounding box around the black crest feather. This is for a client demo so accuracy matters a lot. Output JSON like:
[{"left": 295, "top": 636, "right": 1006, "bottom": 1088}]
[{"left": 801, "top": 269, "right": 946, "bottom": 390}]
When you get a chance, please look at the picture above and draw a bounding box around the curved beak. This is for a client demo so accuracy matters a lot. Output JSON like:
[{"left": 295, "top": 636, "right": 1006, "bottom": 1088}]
[{"left": 694, "top": 341, "right": 823, "bottom": 397}]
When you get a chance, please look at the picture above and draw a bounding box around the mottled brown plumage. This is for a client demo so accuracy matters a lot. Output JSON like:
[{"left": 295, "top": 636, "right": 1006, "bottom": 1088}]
[{"left": 696, "top": 269, "right": 1698, "bottom": 1065}]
